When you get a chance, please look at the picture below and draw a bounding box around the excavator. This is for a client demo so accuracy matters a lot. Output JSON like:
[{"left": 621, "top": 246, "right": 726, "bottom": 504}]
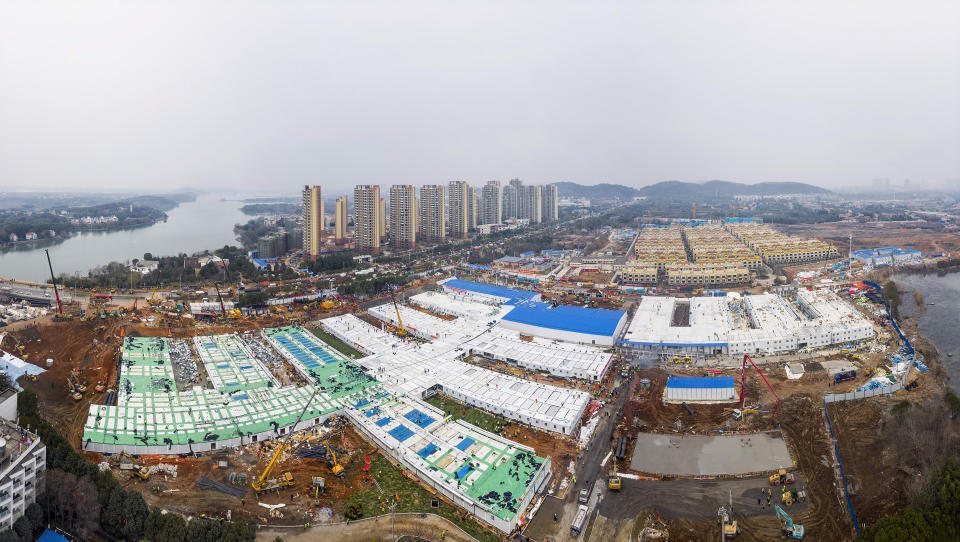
[
  {"left": 148, "top": 278, "right": 162, "bottom": 307},
  {"left": 607, "top": 463, "right": 621, "bottom": 491},
  {"left": 118, "top": 451, "right": 151, "bottom": 480},
  {"left": 324, "top": 441, "right": 345, "bottom": 477},
  {"left": 388, "top": 286, "right": 407, "bottom": 336},
  {"left": 775, "top": 504, "right": 804, "bottom": 539},
  {"left": 252, "top": 387, "right": 321, "bottom": 495}
]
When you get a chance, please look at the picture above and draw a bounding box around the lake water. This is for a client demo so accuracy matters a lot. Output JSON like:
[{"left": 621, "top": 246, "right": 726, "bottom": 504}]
[
  {"left": 893, "top": 272, "right": 960, "bottom": 393},
  {"left": 0, "top": 194, "right": 248, "bottom": 283}
]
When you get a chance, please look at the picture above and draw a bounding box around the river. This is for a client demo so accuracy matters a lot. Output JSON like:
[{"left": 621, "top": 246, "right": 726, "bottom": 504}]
[
  {"left": 893, "top": 272, "right": 960, "bottom": 393},
  {"left": 0, "top": 194, "right": 249, "bottom": 283}
]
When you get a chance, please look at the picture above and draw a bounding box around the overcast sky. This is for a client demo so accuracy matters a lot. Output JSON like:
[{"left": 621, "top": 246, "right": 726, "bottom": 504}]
[{"left": 1, "top": 1, "right": 958, "bottom": 195}]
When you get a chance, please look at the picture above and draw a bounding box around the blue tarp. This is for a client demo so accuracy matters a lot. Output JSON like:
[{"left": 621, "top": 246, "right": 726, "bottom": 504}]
[
  {"left": 403, "top": 409, "right": 436, "bottom": 428},
  {"left": 456, "top": 437, "right": 475, "bottom": 451},
  {"left": 374, "top": 417, "right": 393, "bottom": 427},
  {"left": 417, "top": 443, "right": 439, "bottom": 458},
  {"left": 501, "top": 302, "right": 626, "bottom": 337},
  {"left": 666, "top": 376, "right": 736, "bottom": 389},
  {"left": 388, "top": 425, "right": 415, "bottom": 443},
  {"left": 456, "top": 463, "right": 473, "bottom": 480},
  {"left": 38, "top": 531, "right": 69, "bottom": 542}
]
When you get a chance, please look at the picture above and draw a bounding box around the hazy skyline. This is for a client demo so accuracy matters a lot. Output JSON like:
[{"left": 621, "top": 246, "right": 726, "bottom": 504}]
[{"left": 2, "top": 1, "right": 958, "bottom": 193}]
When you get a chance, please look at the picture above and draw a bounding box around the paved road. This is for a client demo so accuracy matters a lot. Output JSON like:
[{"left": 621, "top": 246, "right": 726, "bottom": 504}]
[
  {"left": 523, "top": 373, "right": 632, "bottom": 541},
  {"left": 599, "top": 476, "right": 809, "bottom": 521}
]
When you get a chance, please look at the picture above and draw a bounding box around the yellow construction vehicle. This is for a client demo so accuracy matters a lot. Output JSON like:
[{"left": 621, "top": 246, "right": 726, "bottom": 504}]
[
  {"left": 388, "top": 287, "right": 407, "bottom": 336},
  {"left": 719, "top": 490, "right": 739, "bottom": 538},
  {"left": 148, "top": 284, "right": 161, "bottom": 306},
  {"left": 118, "top": 451, "right": 151, "bottom": 480},
  {"left": 607, "top": 463, "right": 621, "bottom": 491},
  {"left": 769, "top": 469, "right": 795, "bottom": 486},
  {"left": 325, "top": 441, "right": 345, "bottom": 477},
  {"left": 252, "top": 387, "right": 321, "bottom": 494}
]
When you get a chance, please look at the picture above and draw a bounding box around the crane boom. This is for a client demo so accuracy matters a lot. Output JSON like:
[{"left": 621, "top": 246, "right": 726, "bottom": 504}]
[
  {"left": 740, "top": 354, "right": 780, "bottom": 420},
  {"left": 253, "top": 386, "right": 321, "bottom": 491},
  {"left": 214, "top": 283, "right": 227, "bottom": 315},
  {"left": 44, "top": 249, "right": 64, "bottom": 316},
  {"left": 389, "top": 287, "right": 405, "bottom": 335}
]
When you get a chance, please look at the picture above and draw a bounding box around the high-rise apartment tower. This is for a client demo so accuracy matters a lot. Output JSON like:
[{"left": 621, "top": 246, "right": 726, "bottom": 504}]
[
  {"left": 302, "top": 185, "right": 324, "bottom": 258},
  {"left": 419, "top": 185, "right": 446, "bottom": 243},
  {"left": 353, "top": 185, "right": 382, "bottom": 253},
  {"left": 389, "top": 185, "right": 417, "bottom": 249},
  {"left": 448, "top": 181, "right": 473, "bottom": 239}
]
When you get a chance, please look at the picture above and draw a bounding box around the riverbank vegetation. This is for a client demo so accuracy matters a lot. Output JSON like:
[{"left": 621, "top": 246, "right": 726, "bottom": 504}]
[
  {"left": 240, "top": 202, "right": 301, "bottom": 215},
  {"left": 0, "top": 194, "right": 194, "bottom": 248}
]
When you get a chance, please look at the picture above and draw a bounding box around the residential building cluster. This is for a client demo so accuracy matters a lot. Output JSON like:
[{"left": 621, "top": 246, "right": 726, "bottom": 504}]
[
  {"left": 726, "top": 221, "right": 839, "bottom": 266},
  {"left": 299, "top": 180, "right": 559, "bottom": 257},
  {"left": 622, "top": 218, "right": 840, "bottom": 287}
]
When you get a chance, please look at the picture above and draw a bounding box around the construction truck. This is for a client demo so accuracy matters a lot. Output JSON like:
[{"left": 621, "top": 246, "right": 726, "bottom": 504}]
[
  {"left": 774, "top": 504, "right": 804, "bottom": 539},
  {"left": 608, "top": 463, "right": 622, "bottom": 491},
  {"left": 252, "top": 387, "right": 321, "bottom": 495},
  {"left": 118, "top": 451, "right": 151, "bottom": 480},
  {"left": 769, "top": 469, "right": 795, "bottom": 486}
]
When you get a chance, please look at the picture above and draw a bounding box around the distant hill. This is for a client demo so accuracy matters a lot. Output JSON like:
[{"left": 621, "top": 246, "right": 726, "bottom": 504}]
[
  {"left": 553, "top": 180, "right": 828, "bottom": 200},
  {"left": 553, "top": 182, "right": 641, "bottom": 199},
  {"left": 638, "top": 180, "right": 830, "bottom": 199}
]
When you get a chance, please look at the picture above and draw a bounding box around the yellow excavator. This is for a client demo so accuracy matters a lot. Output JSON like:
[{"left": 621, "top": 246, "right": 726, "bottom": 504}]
[
  {"left": 118, "top": 451, "right": 151, "bottom": 480},
  {"left": 325, "top": 441, "right": 345, "bottom": 477},
  {"left": 607, "top": 463, "right": 621, "bottom": 491},
  {"left": 252, "top": 387, "right": 321, "bottom": 495}
]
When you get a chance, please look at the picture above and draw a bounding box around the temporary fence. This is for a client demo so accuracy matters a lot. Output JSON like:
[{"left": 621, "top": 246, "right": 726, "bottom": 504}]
[
  {"left": 824, "top": 382, "right": 903, "bottom": 404},
  {"left": 823, "top": 400, "right": 860, "bottom": 536}
]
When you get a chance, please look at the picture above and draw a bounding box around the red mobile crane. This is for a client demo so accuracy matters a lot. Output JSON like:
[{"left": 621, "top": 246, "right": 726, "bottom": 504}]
[
  {"left": 740, "top": 354, "right": 780, "bottom": 420},
  {"left": 45, "top": 249, "right": 71, "bottom": 321},
  {"left": 214, "top": 283, "right": 227, "bottom": 316}
]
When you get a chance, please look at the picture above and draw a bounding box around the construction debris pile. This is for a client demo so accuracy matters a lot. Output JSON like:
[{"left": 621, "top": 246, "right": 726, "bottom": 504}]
[
  {"left": 242, "top": 334, "right": 282, "bottom": 371},
  {"left": 168, "top": 340, "right": 200, "bottom": 386},
  {"left": 196, "top": 476, "right": 247, "bottom": 499}
]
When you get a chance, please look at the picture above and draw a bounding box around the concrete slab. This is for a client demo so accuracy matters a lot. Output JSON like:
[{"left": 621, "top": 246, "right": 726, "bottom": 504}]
[{"left": 629, "top": 432, "right": 792, "bottom": 475}]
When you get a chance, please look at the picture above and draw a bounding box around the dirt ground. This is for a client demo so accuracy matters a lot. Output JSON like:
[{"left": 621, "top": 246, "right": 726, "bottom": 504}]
[
  {"left": 780, "top": 223, "right": 960, "bottom": 255},
  {"left": 115, "top": 421, "right": 377, "bottom": 526}
]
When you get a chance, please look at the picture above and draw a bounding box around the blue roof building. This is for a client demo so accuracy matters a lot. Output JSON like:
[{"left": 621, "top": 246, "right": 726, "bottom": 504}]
[
  {"left": 500, "top": 301, "right": 628, "bottom": 346},
  {"left": 664, "top": 376, "right": 737, "bottom": 403},
  {"left": 440, "top": 278, "right": 541, "bottom": 305}
]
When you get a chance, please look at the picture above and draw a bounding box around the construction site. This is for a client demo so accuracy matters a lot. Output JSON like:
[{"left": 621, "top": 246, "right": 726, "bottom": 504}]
[{"left": 0, "top": 264, "right": 950, "bottom": 542}]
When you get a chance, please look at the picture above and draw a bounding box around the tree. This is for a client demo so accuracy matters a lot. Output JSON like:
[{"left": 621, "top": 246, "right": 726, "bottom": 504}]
[{"left": 121, "top": 490, "right": 149, "bottom": 540}]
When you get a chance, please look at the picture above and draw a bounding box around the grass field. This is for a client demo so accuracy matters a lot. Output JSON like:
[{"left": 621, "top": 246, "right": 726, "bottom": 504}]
[
  {"left": 425, "top": 394, "right": 505, "bottom": 435},
  {"left": 345, "top": 454, "right": 499, "bottom": 542},
  {"left": 311, "top": 328, "right": 365, "bottom": 359}
]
